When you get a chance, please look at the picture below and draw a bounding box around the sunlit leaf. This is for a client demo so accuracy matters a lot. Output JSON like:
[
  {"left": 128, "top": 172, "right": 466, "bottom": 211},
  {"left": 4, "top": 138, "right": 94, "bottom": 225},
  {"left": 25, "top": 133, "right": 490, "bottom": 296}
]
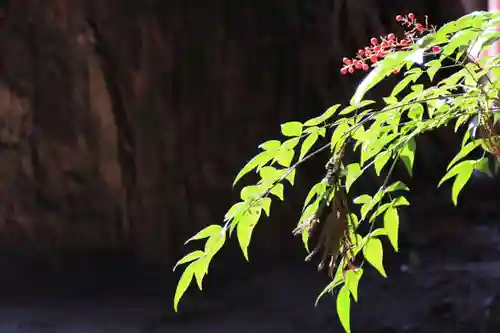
[
  {"left": 362, "top": 237, "right": 387, "bottom": 277},
  {"left": 233, "top": 151, "right": 274, "bottom": 186},
  {"left": 447, "top": 140, "right": 480, "bottom": 170},
  {"left": 345, "top": 163, "right": 362, "bottom": 192},
  {"left": 336, "top": 284, "right": 352, "bottom": 333},
  {"left": 259, "top": 140, "right": 281, "bottom": 151},
  {"left": 304, "top": 105, "right": 341, "bottom": 126},
  {"left": 237, "top": 209, "right": 261, "bottom": 261},
  {"left": 345, "top": 269, "right": 363, "bottom": 302},
  {"left": 400, "top": 138, "right": 416, "bottom": 177},
  {"left": 174, "top": 264, "right": 196, "bottom": 311},
  {"left": 281, "top": 121, "right": 303, "bottom": 137},
  {"left": 275, "top": 149, "right": 295, "bottom": 167},
  {"left": 186, "top": 224, "right": 224, "bottom": 244},
  {"left": 439, "top": 159, "right": 476, "bottom": 187},
  {"left": 384, "top": 208, "right": 399, "bottom": 252},
  {"left": 300, "top": 132, "right": 319, "bottom": 160},
  {"left": 173, "top": 250, "right": 205, "bottom": 271},
  {"left": 374, "top": 151, "right": 391, "bottom": 176},
  {"left": 270, "top": 183, "right": 285, "bottom": 200},
  {"left": 451, "top": 162, "right": 474, "bottom": 205}
]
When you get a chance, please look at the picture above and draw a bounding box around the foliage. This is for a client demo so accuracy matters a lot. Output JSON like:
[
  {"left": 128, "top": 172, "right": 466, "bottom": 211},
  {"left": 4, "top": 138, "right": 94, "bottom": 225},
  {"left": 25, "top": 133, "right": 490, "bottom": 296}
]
[{"left": 173, "top": 11, "right": 500, "bottom": 332}]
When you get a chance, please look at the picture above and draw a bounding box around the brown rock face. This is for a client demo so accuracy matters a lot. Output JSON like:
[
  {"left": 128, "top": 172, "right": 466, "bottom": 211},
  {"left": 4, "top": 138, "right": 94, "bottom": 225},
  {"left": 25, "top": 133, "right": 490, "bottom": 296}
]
[{"left": 0, "top": 0, "right": 472, "bottom": 272}]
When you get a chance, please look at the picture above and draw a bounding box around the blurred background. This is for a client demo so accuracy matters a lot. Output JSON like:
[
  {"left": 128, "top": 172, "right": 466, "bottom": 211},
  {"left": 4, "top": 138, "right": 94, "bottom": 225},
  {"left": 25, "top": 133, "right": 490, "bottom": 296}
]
[{"left": 0, "top": 0, "right": 496, "bottom": 332}]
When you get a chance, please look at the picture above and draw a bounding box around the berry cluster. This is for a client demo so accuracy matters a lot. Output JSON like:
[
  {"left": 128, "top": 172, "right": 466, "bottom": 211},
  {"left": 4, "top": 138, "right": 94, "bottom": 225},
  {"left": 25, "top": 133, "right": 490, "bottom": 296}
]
[{"left": 340, "top": 13, "right": 441, "bottom": 75}]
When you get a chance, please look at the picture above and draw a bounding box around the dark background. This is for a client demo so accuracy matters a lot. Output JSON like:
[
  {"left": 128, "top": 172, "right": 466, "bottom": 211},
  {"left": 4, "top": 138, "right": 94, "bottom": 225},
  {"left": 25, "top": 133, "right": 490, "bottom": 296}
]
[{"left": 0, "top": 0, "right": 496, "bottom": 332}]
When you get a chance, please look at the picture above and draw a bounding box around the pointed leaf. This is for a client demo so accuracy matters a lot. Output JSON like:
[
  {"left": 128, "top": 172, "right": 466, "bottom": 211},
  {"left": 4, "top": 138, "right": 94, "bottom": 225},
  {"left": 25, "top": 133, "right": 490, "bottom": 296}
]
[
  {"left": 299, "top": 132, "right": 319, "bottom": 160},
  {"left": 374, "top": 151, "right": 391, "bottom": 176},
  {"left": 362, "top": 237, "right": 387, "bottom": 277},
  {"left": 352, "top": 64, "right": 392, "bottom": 105},
  {"left": 174, "top": 250, "right": 205, "bottom": 270},
  {"left": 451, "top": 162, "right": 473, "bottom": 205},
  {"left": 400, "top": 138, "right": 416, "bottom": 177},
  {"left": 270, "top": 183, "right": 284, "bottom": 200},
  {"left": 281, "top": 121, "right": 303, "bottom": 137},
  {"left": 237, "top": 210, "right": 261, "bottom": 261},
  {"left": 173, "top": 264, "right": 196, "bottom": 312},
  {"left": 233, "top": 151, "right": 273, "bottom": 186},
  {"left": 336, "top": 284, "right": 351, "bottom": 333},
  {"left": 439, "top": 160, "right": 475, "bottom": 187},
  {"left": 384, "top": 208, "right": 399, "bottom": 252},
  {"left": 345, "top": 163, "right": 362, "bottom": 192},
  {"left": 259, "top": 140, "right": 281, "bottom": 151},
  {"left": 447, "top": 140, "right": 480, "bottom": 170},
  {"left": 186, "top": 224, "right": 223, "bottom": 244}
]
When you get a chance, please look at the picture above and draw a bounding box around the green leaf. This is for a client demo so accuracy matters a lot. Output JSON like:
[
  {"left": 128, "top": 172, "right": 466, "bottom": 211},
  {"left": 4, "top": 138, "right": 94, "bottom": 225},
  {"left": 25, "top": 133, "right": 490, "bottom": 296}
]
[
  {"left": 237, "top": 209, "right": 261, "bottom": 261},
  {"left": 173, "top": 250, "right": 205, "bottom": 270},
  {"left": 281, "top": 121, "right": 303, "bottom": 137},
  {"left": 330, "top": 122, "right": 350, "bottom": 152},
  {"left": 259, "top": 166, "right": 279, "bottom": 183},
  {"left": 443, "top": 29, "right": 481, "bottom": 57},
  {"left": 392, "top": 196, "right": 410, "bottom": 207},
  {"left": 315, "top": 266, "right": 344, "bottom": 306},
  {"left": 256, "top": 197, "right": 272, "bottom": 216},
  {"left": 362, "top": 237, "right": 387, "bottom": 277},
  {"left": 475, "top": 157, "right": 493, "bottom": 177},
  {"left": 173, "top": 264, "right": 196, "bottom": 312},
  {"left": 345, "top": 269, "right": 363, "bottom": 302},
  {"left": 384, "top": 208, "right": 399, "bottom": 252},
  {"left": 304, "top": 105, "right": 341, "bottom": 126},
  {"left": 391, "top": 74, "right": 419, "bottom": 97},
  {"left": 451, "top": 162, "right": 474, "bottom": 205},
  {"left": 282, "top": 137, "right": 301, "bottom": 150},
  {"left": 370, "top": 228, "right": 388, "bottom": 237},
  {"left": 400, "top": 138, "right": 416, "bottom": 177},
  {"left": 352, "top": 64, "right": 392, "bottom": 105},
  {"left": 336, "top": 284, "right": 352, "bottom": 333},
  {"left": 270, "top": 183, "right": 285, "bottom": 200},
  {"left": 186, "top": 224, "right": 223, "bottom": 244},
  {"left": 447, "top": 140, "right": 480, "bottom": 170},
  {"left": 374, "top": 151, "right": 392, "bottom": 176},
  {"left": 224, "top": 202, "right": 246, "bottom": 222},
  {"left": 285, "top": 169, "right": 296, "bottom": 186},
  {"left": 275, "top": 149, "right": 294, "bottom": 167},
  {"left": 439, "top": 159, "right": 475, "bottom": 187},
  {"left": 353, "top": 194, "right": 371, "bottom": 205},
  {"left": 345, "top": 163, "right": 362, "bottom": 192},
  {"left": 259, "top": 140, "right": 281, "bottom": 151},
  {"left": 204, "top": 231, "right": 226, "bottom": 254},
  {"left": 299, "top": 132, "right": 319, "bottom": 160},
  {"left": 233, "top": 151, "right": 273, "bottom": 186}
]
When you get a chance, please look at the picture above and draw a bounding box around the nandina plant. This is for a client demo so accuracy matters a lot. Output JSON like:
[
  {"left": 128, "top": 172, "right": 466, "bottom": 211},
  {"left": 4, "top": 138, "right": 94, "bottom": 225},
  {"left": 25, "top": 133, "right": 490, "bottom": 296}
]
[{"left": 173, "top": 11, "right": 500, "bottom": 333}]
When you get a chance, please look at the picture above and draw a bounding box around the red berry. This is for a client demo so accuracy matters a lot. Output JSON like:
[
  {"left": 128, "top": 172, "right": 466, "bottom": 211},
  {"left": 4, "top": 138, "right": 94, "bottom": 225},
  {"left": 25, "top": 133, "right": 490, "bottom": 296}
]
[
  {"left": 416, "top": 24, "right": 424, "bottom": 32},
  {"left": 374, "top": 46, "right": 380, "bottom": 53},
  {"left": 354, "top": 60, "right": 362, "bottom": 69},
  {"left": 370, "top": 37, "right": 378, "bottom": 45},
  {"left": 387, "top": 33, "right": 396, "bottom": 40},
  {"left": 343, "top": 57, "right": 351, "bottom": 65},
  {"left": 370, "top": 55, "right": 378, "bottom": 63},
  {"left": 408, "top": 13, "right": 415, "bottom": 20},
  {"left": 348, "top": 67, "right": 355, "bottom": 74},
  {"left": 358, "top": 49, "right": 364, "bottom": 56},
  {"left": 400, "top": 39, "right": 408, "bottom": 46},
  {"left": 431, "top": 45, "right": 441, "bottom": 53},
  {"left": 392, "top": 68, "right": 400, "bottom": 75},
  {"left": 395, "top": 15, "right": 403, "bottom": 22},
  {"left": 362, "top": 63, "right": 369, "bottom": 71},
  {"left": 341, "top": 67, "right": 348, "bottom": 75}
]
